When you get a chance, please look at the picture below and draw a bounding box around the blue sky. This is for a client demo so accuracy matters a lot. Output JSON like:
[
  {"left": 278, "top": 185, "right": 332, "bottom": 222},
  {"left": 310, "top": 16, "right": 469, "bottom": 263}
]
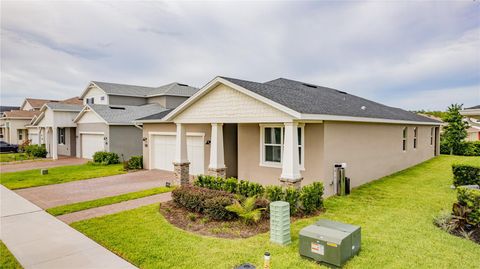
[{"left": 1, "top": 1, "right": 479, "bottom": 110}]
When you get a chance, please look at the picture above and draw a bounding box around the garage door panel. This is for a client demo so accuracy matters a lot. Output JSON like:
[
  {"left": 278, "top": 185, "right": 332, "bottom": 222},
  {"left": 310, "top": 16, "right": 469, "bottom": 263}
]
[
  {"left": 81, "top": 134, "right": 104, "bottom": 159},
  {"left": 151, "top": 134, "right": 204, "bottom": 175}
]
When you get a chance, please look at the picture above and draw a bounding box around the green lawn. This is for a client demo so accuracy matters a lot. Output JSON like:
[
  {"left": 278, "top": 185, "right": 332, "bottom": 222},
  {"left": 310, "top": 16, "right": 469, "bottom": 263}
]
[
  {"left": 0, "top": 153, "right": 40, "bottom": 163},
  {"left": 1, "top": 163, "right": 125, "bottom": 189},
  {"left": 47, "top": 187, "right": 174, "bottom": 216},
  {"left": 0, "top": 241, "right": 23, "bottom": 269},
  {"left": 72, "top": 156, "right": 480, "bottom": 269}
]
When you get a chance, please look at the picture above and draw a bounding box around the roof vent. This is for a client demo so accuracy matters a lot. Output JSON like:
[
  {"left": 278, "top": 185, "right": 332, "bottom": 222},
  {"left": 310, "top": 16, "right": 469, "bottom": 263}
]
[
  {"left": 336, "top": 90, "right": 347, "bottom": 94},
  {"left": 177, "top": 83, "right": 189, "bottom": 87},
  {"left": 361, "top": 106, "right": 366, "bottom": 110},
  {"left": 302, "top": 83, "right": 317, "bottom": 88},
  {"left": 109, "top": 106, "right": 126, "bottom": 110}
]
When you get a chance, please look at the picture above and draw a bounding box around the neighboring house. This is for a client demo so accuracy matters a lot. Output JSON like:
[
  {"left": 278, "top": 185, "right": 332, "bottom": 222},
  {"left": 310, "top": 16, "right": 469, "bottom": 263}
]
[
  {"left": 0, "top": 107, "right": 19, "bottom": 141},
  {"left": 0, "top": 98, "right": 57, "bottom": 145},
  {"left": 74, "top": 81, "right": 198, "bottom": 159},
  {"left": 136, "top": 76, "right": 441, "bottom": 197},
  {"left": 28, "top": 97, "right": 83, "bottom": 159},
  {"left": 461, "top": 105, "right": 480, "bottom": 141},
  {"left": 0, "top": 110, "right": 40, "bottom": 145}
]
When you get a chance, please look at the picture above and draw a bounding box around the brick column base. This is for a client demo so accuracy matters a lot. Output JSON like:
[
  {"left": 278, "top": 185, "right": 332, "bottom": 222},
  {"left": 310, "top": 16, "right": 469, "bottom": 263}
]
[
  {"left": 207, "top": 167, "right": 227, "bottom": 178},
  {"left": 173, "top": 162, "right": 190, "bottom": 186},
  {"left": 279, "top": 177, "right": 303, "bottom": 189}
]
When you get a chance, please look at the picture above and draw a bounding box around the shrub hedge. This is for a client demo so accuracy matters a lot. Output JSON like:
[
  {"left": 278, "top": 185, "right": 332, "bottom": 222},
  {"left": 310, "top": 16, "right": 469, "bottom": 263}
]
[
  {"left": 92, "top": 151, "right": 120, "bottom": 165},
  {"left": 24, "top": 144, "right": 47, "bottom": 158},
  {"left": 172, "top": 186, "right": 235, "bottom": 220},
  {"left": 452, "top": 164, "right": 480, "bottom": 186},
  {"left": 456, "top": 187, "right": 480, "bottom": 226},
  {"left": 124, "top": 156, "right": 143, "bottom": 170},
  {"left": 194, "top": 175, "right": 324, "bottom": 216},
  {"left": 441, "top": 141, "right": 480, "bottom": 156}
]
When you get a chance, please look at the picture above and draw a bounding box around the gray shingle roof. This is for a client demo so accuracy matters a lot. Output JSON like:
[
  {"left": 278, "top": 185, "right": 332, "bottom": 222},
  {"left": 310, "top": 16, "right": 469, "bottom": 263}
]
[
  {"left": 466, "top": 105, "right": 480, "bottom": 109},
  {"left": 46, "top": 103, "right": 83, "bottom": 112},
  {"left": 221, "top": 77, "right": 439, "bottom": 123},
  {"left": 89, "top": 104, "right": 167, "bottom": 124},
  {"left": 92, "top": 81, "right": 198, "bottom": 98},
  {"left": 136, "top": 109, "right": 173, "bottom": 121}
]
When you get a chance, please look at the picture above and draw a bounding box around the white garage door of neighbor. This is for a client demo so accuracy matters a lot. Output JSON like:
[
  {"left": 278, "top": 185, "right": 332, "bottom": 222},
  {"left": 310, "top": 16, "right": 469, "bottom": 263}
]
[
  {"left": 151, "top": 134, "right": 204, "bottom": 175},
  {"left": 81, "top": 133, "right": 104, "bottom": 159},
  {"left": 28, "top": 133, "right": 38, "bottom": 144}
]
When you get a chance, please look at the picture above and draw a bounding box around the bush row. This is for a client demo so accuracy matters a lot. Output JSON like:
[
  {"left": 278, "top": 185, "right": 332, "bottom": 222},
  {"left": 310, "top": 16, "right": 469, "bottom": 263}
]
[
  {"left": 456, "top": 187, "right": 480, "bottom": 226},
  {"left": 124, "top": 156, "right": 143, "bottom": 170},
  {"left": 92, "top": 151, "right": 120, "bottom": 165},
  {"left": 24, "top": 144, "right": 47, "bottom": 158},
  {"left": 171, "top": 186, "right": 236, "bottom": 220},
  {"left": 194, "top": 175, "right": 324, "bottom": 216},
  {"left": 441, "top": 141, "right": 480, "bottom": 156},
  {"left": 452, "top": 164, "right": 480, "bottom": 186}
]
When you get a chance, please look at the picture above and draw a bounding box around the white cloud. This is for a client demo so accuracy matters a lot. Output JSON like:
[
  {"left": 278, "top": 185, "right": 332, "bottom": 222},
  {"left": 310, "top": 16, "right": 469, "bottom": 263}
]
[{"left": 1, "top": 1, "right": 478, "bottom": 110}]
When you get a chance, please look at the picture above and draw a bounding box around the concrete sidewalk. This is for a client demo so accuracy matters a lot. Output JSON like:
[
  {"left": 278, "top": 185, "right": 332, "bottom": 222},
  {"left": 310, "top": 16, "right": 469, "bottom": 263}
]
[
  {"left": 0, "top": 157, "right": 87, "bottom": 173},
  {"left": 0, "top": 185, "right": 136, "bottom": 269}
]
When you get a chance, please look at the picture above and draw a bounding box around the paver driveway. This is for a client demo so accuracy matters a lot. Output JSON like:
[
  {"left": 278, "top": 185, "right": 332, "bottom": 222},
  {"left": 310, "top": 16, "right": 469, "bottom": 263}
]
[
  {"left": 15, "top": 169, "right": 176, "bottom": 209},
  {"left": 0, "top": 156, "right": 87, "bottom": 173}
]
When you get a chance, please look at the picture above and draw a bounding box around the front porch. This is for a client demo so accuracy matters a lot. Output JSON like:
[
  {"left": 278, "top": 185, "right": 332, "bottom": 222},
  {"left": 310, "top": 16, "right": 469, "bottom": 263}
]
[{"left": 34, "top": 126, "right": 77, "bottom": 159}]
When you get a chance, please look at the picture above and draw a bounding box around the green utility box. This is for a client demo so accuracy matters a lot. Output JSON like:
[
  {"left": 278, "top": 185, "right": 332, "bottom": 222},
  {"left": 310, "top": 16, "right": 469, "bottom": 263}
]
[
  {"left": 315, "top": 219, "right": 361, "bottom": 256},
  {"left": 299, "top": 220, "right": 361, "bottom": 267},
  {"left": 270, "top": 201, "right": 291, "bottom": 245}
]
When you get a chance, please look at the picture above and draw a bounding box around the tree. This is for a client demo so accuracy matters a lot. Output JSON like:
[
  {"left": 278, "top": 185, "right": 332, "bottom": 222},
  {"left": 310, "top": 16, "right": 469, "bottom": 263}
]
[{"left": 441, "top": 104, "right": 468, "bottom": 155}]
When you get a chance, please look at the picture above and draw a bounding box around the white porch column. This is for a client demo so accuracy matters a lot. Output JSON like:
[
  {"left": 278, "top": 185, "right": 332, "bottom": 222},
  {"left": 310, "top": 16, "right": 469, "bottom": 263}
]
[
  {"left": 208, "top": 123, "right": 226, "bottom": 178},
  {"left": 280, "top": 122, "right": 302, "bottom": 188},
  {"left": 37, "top": 127, "right": 41, "bottom": 145},
  {"left": 173, "top": 123, "right": 190, "bottom": 185},
  {"left": 52, "top": 127, "right": 58, "bottom": 160}
]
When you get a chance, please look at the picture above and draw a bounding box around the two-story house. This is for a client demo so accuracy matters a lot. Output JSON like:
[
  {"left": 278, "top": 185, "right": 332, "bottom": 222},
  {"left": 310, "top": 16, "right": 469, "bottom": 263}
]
[{"left": 73, "top": 81, "right": 198, "bottom": 159}]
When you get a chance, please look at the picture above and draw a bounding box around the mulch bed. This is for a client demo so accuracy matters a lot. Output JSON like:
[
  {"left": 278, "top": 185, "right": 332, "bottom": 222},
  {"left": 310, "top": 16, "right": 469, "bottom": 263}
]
[
  {"left": 159, "top": 201, "right": 323, "bottom": 239},
  {"left": 159, "top": 201, "right": 270, "bottom": 238},
  {"left": 449, "top": 227, "right": 480, "bottom": 244}
]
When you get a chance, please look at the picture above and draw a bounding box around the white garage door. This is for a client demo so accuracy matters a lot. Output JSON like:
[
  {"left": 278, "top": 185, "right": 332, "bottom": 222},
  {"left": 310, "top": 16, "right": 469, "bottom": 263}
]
[
  {"left": 28, "top": 133, "right": 38, "bottom": 144},
  {"left": 81, "top": 133, "right": 104, "bottom": 159},
  {"left": 151, "top": 134, "right": 204, "bottom": 175}
]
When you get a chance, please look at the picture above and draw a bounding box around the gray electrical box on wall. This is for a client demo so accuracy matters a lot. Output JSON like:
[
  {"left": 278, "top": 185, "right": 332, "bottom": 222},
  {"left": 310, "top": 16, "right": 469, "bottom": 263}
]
[{"left": 299, "top": 219, "right": 361, "bottom": 267}]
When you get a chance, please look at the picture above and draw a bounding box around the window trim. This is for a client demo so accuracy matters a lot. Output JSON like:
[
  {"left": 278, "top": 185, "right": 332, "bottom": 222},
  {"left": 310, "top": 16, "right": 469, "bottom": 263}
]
[
  {"left": 430, "top": 127, "right": 434, "bottom": 146},
  {"left": 402, "top": 127, "right": 408, "bottom": 152},
  {"left": 17, "top": 129, "right": 23, "bottom": 140},
  {"left": 259, "top": 124, "right": 305, "bottom": 170}
]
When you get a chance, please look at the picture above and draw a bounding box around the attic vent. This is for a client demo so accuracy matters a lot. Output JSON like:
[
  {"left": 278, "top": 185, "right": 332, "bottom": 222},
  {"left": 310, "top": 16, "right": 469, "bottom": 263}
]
[
  {"left": 109, "top": 106, "right": 126, "bottom": 110},
  {"left": 336, "top": 90, "right": 347, "bottom": 94},
  {"left": 177, "top": 83, "right": 189, "bottom": 87},
  {"left": 302, "top": 83, "right": 317, "bottom": 88}
]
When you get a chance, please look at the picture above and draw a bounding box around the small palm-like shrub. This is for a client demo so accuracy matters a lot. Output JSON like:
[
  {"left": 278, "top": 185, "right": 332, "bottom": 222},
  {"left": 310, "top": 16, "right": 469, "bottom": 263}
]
[{"left": 226, "top": 197, "right": 265, "bottom": 224}]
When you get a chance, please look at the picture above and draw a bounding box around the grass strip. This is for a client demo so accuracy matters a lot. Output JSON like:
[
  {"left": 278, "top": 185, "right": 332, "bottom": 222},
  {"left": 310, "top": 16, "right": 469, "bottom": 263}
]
[
  {"left": 0, "top": 240, "right": 23, "bottom": 269},
  {"left": 1, "top": 163, "right": 125, "bottom": 189},
  {"left": 47, "top": 186, "right": 174, "bottom": 216}
]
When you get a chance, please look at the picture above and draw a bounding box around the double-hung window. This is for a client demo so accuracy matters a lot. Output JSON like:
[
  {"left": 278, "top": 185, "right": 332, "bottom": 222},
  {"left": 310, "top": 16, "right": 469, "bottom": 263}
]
[
  {"left": 261, "top": 125, "right": 304, "bottom": 168},
  {"left": 58, "top": 128, "right": 65, "bottom": 144},
  {"left": 402, "top": 127, "right": 408, "bottom": 151},
  {"left": 17, "top": 129, "right": 23, "bottom": 140}
]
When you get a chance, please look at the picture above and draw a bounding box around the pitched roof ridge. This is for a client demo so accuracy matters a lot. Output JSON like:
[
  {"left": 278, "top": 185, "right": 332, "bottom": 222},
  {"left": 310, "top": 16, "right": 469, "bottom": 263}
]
[{"left": 92, "top": 80, "right": 156, "bottom": 89}]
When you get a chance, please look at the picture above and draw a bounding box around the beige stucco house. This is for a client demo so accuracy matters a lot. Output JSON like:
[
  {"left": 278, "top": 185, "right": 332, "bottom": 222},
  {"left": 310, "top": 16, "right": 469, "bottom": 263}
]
[
  {"left": 137, "top": 76, "right": 441, "bottom": 197},
  {"left": 461, "top": 105, "right": 480, "bottom": 141}
]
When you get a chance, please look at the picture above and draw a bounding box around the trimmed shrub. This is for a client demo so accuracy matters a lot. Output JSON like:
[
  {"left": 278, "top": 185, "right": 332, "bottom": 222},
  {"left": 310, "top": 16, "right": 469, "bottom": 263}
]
[
  {"left": 172, "top": 186, "right": 233, "bottom": 213},
  {"left": 125, "top": 156, "right": 143, "bottom": 170},
  {"left": 93, "top": 151, "right": 120, "bottom": 165},
  {"left": 299, "top": 182, "right": 324, "bottom": 214},
  {"left": 24, "top": 144, "right": 47, "bottom": 158},
  {"left": 284, "top": 187, "right": 301, "bottom": 215},
  {"left": 238, "top": 180, "right": 265, "bottom": 197},
  {"left": 204, "top": 196, "right": 236, "bottom": 221},
  {"left": 452, "top": 164, "right": 480, "bottom": 186},
  {"left": 265, "top": 185, "right": 284, "bottom": 202},
  {"left": 441, "top": 141, "right": 480, "bottom": 156},
  {"left": 456, "top": 187, "right": 480, "bottom": 226}
]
